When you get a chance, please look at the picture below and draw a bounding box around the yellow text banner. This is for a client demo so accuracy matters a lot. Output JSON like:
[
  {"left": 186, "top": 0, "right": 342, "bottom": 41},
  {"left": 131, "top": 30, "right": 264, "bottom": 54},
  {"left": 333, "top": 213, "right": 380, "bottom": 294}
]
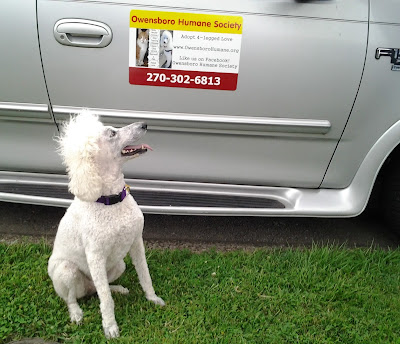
[{"left": 130, "top": 10, "right": 243, "bottom": 34}]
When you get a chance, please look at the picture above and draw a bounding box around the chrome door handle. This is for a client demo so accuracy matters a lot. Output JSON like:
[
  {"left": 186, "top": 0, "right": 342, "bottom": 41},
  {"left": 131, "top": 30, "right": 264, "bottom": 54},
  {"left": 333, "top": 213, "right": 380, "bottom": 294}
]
[{"left": 54, "top": 19, "right": 112, "bottom": 48}]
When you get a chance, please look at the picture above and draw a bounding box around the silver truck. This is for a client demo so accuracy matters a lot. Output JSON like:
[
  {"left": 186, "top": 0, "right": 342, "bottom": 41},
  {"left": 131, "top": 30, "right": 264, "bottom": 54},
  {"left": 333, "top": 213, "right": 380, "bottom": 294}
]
[{"left": 1, "top": 0, "right": 400, "bottom": 233}]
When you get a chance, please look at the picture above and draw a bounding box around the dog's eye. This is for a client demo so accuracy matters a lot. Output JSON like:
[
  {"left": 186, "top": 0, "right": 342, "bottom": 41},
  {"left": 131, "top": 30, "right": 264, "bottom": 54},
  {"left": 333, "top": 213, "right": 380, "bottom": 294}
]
[{"left": 109, "top": 129, "right": 117, "bottom": 138}]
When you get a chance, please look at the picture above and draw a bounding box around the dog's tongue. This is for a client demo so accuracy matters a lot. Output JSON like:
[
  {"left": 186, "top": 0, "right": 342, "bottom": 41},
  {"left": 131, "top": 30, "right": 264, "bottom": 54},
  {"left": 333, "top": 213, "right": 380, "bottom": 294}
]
[{"left": 124, "top": 144, "right": 153, "bottom": 151}]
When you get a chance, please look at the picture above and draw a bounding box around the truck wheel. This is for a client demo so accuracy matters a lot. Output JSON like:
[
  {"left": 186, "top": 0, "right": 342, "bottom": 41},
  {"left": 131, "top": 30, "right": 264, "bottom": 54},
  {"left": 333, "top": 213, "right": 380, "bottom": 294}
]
[{"left": 383, "top": 162, "right": 400, "bottom": 233}]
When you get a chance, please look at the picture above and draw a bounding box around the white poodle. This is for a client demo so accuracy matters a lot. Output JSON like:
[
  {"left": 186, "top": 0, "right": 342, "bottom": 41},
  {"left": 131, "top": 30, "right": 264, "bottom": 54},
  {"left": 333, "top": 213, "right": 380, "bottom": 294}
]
[
  {"left": 160, "top": 30, "right": 173, "bottom": 68},
  {"left": 48, "top": 110, "right": 164, "bottom": 339}
]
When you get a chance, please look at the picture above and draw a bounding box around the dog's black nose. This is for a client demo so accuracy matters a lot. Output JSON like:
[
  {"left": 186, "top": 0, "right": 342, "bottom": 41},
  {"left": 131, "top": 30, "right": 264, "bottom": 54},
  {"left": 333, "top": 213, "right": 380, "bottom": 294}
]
[{"left": 141, "top": 123, "right": 147, "bottom": 130}]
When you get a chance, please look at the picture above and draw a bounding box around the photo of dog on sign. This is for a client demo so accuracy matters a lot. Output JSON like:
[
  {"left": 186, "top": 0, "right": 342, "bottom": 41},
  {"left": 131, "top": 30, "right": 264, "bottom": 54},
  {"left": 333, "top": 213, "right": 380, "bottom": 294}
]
[{"left": 159, "top": 30, "right": 173, "bottom": 68}]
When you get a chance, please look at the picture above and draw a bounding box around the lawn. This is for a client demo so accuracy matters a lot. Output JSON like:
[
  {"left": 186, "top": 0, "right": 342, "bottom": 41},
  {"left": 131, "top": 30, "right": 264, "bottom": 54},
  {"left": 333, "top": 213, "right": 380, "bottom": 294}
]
[{"left": 0, "top": 242, "right": 399, "bottom": 344}]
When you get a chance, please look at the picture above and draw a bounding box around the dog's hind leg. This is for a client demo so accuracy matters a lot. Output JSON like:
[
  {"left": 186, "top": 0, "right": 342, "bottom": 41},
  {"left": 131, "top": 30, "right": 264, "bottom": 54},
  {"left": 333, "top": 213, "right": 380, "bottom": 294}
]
[
  {"left": 67, "top": 285, "right": 83, "bottom": 323},
  {"left": 129, "top": 237, "right": 165, "bottom": 306},
  {"left": 107, "top": 260, "right": 129, "bottom": 294},
  {"left": 50, "top": 260, "right": 88, "bottom": 323},
  {"left": 109, "top": 285, "right": 129, "bottom": 294}
]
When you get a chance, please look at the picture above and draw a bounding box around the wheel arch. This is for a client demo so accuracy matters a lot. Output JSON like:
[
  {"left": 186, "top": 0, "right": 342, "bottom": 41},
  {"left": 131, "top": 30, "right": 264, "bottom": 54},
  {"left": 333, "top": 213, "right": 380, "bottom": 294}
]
[{"left": 353, "top": 119, "right": 400, "bottom": 216}]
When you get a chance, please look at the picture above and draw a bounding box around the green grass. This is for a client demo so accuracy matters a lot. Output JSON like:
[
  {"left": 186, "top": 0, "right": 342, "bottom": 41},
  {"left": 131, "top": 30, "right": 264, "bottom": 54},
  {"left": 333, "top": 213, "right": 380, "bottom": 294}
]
[{"left": 0, "top": 243, "right": 400, "bottom": 344}]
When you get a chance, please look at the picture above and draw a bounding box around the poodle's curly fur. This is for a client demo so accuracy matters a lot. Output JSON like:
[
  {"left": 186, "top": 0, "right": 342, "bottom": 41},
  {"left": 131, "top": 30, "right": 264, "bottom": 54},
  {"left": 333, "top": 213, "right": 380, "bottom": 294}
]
[{"left": 48, "top": 110, "right": 164, "bottom": 339}]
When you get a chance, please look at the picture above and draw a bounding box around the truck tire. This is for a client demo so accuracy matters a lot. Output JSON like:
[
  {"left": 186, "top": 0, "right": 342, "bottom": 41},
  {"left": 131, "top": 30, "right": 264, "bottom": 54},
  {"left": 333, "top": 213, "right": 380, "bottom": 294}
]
[{"left": 383, "top": 162, "right": 400, "bottom": 233}]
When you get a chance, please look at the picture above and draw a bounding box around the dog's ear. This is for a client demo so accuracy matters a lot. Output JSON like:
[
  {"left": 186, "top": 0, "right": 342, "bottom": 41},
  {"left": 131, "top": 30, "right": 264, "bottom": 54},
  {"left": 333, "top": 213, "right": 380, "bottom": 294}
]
[
  {"left": 65, "top": 142, "right": 103, "bottom": 202},
  {"left": 57, "top": 112, "right": 104, "bottom": 202}
]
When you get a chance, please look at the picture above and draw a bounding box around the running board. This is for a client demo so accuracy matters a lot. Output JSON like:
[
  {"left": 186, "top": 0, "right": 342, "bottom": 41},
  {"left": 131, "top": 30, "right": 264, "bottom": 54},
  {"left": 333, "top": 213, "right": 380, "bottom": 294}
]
[
  {"left": 0, "top": 171, "right": 369, "bottom": 217},
  {"left": 0, "top": 181, "right": 284, "bottom": 209}
]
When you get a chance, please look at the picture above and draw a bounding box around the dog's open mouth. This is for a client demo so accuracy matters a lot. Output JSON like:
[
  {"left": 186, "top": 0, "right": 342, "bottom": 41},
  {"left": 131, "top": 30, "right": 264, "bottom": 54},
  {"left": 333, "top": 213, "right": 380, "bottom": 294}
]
[{"left": 121, "top": 144, "right": 152, "bottom": 157}]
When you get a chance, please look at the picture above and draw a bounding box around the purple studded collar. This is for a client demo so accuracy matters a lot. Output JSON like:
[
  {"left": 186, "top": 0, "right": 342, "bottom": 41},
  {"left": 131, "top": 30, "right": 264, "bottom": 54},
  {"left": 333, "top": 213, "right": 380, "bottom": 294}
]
[{"left": 96, "top": 184, "right": 130, "bottom": 205}]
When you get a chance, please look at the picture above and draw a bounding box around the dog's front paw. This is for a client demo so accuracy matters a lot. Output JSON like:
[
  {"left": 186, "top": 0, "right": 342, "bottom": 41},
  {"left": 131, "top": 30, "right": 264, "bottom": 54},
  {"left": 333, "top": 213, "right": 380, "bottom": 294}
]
[
  {"left": 147, "top": 294, "right": 165, "bottom": 307},
  {"left": 104, "top": 324, "right": 120, "bottom": 339}
]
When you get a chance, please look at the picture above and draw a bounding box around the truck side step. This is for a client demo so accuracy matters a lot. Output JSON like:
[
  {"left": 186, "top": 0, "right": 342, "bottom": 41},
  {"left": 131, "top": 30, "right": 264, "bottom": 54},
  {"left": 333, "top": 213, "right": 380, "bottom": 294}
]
[{"left": 0, "top": 182, "right": 285, "bottom": 209}]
